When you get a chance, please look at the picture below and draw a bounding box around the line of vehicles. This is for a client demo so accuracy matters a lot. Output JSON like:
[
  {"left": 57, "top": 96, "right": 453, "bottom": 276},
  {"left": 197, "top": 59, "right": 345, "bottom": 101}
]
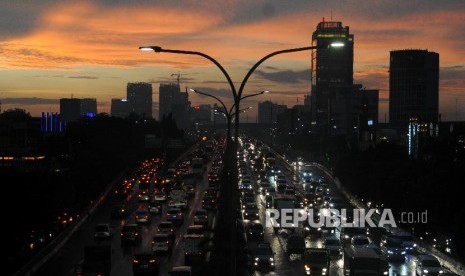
[
  {"left": 236, "top": 138, "right": 452, "bottom": 276},
  {"left": 76, "top": 139, "right": 225, "bottom": 276}
]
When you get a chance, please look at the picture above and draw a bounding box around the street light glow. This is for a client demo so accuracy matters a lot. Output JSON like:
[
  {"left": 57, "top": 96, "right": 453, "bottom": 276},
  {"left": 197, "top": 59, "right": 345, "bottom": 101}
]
[
  {"left": 139, "top": 46, "right": 162, "bottom": 52},
  {"left": 330, "top": 42, "right": 345, "bottom": 48}
]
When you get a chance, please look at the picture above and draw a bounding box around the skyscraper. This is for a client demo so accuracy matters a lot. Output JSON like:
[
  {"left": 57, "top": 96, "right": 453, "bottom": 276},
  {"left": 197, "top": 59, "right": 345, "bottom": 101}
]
[
  {"left": 60, "top": 98, "right": 81, "bottom": 122},
  {"left": 159, "top": 83, "right": 180, "bottom": 120},
  {"left": 111, "top": 98, "right": 130, "bottom": 118},
  {"left": 80, "top": 98, "right": 97, "bottom": 117},
  {"left": 158, "top": 83, "right": 190, "bottom": 128},
  {"left": 257, "top": 101, "right": 286, "bottom": 124},
  {"left": 389, "top": 50, "right": 439, "bottom": 127},
  {"left": 310, "top": 20, "right": 354, "bottom": 133},
  {"left": 127, "top": 82, "right": 153, "bottom": 118}
]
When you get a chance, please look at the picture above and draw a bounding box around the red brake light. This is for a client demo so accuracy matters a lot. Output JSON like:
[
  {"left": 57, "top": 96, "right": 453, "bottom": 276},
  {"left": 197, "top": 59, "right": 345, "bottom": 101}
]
[
  {"left": 149, "top": 259, "right": 156, "bottom": 263},
  {"left": 133, "top": 259, "right": 139, "bottom": 263}
]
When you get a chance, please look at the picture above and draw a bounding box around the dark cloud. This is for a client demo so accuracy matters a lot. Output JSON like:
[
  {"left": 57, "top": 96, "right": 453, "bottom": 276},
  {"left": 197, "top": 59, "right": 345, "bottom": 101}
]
[
  {"left": 33, "top": 75, "right": 64, "bottom": 78},
  {"left": 440, "top": 65, "right": 465, "bottom": 80},
  {"left": 254, "top": 69, "right": 311, "bottom": 84},
  {"left": 1, "top": 97, "right": 59, "bottom": 105},
  {"left": 68, "top": 76, "right": 99, "bottom": 79}
]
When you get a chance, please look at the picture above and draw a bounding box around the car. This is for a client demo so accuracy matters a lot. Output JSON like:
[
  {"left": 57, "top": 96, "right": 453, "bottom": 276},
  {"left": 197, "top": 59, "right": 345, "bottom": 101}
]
[
  {"left": 276, "top": 180, "right": 287, "bottom": 193},
  {"left": 169, "top": 199, "right": 188, "bottom": 210},
  {"left": 341, "top": 227, "right": 369, "bottom": 245},
  {"left": 284, "top": 186, "right": 296, "bottom": 195},
  {"left": 138, "top": 189, "right": 150, "bottom": 202},
  {"left": 380, "top": 237, "right": 405, "bottom": 261},
  {"left": 246, "top": 221, "right": 264, "bottom": 241},
  {"left": 152, "top": 234, "right": 172, "bottom": 254},
  {"left": 240, "top": 179, "right": 252, "bottom": 190},
  {"left": 148, "top": 201, "right": 162, "bottom": 215},
  {"left": 389, "top": 229, "right": 417, "bottom": 253},
  {"left": 287, "top": 234, "right": 306, "bottom": 256},
  {"left": 202, "top": 195, "right": 217, "bottom": 210},
  {"left": 259, "top": 181, "right": 271, "bottom": 194},
  {"left": 94, "top": 224, "right": 113, "bottom": 241},
  {"left": 243, "top": 205, "right": 259, "bottom": 220},
  {"left": 168, "top": 266, "right": 192, "bottom": 276},
  {"left": 135, "top": 209, "right": 151, "bottom": 224},
  {"left": 183, "top": 184, "right": 195, "bottom": 198},
  {"left": 324, "top": 236, "right": 343, "bottom": 257},
  {"left": 193, "top": 209, "right": 209, "bottom": 227},
  {"left": 153, "top": 191, "right": 167, "bottom": 202},
  {"left": 157, "top": 221, "right": 175, "bottom": 239},
  {"left": 303, "top": 248, "right": 330, "bottom": 275},
  {"left": 416, "top": 254, "right": 444, "bottom": 276},
  {"left": 184, "top": 225, "right": 206, "bottom": 238},
  {"left": 121, "top": 224, "right": 141, "bottom": 244},
  {"left": 241, "top": 195, "right": 256, "bottom": 209},
  {"left": 111, "top": 204, "right": 127, "bottom": 219},
  {"left": 133, "top": 252, "right": 159, "bottom": 275},
  {"left": 351, "top": 235, "right": 370, "bottom": 248},
  {"left": 166, "top": 208, "right": 184, "bottom": 224},
  {"left": 250, "top": 243, "right": 275, "bottom": 271}
]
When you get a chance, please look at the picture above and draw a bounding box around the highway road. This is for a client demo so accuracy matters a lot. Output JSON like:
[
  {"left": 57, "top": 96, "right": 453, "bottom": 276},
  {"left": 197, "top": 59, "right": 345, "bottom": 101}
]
[
  {"left": 238, "top": 138, "right": 454, "bottom": 276},
  {"left": 34, "top": 145, "right": 217, "bottom": 276}
]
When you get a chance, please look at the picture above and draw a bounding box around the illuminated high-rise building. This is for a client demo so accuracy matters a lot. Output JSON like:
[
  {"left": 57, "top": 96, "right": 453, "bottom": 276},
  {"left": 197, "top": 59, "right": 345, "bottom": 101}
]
[{"left": 310, "top": 20, "right": 354, "bottom": 134}]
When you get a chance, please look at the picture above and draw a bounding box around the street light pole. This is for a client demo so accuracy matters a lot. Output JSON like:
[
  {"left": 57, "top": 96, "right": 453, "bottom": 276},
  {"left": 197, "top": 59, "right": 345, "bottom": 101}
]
[
  {"left": 189, "top": 89, "right": 233, "bottom": 142},
  {"left": 139, "top": 42, "right": 343, "bottom": 275}
]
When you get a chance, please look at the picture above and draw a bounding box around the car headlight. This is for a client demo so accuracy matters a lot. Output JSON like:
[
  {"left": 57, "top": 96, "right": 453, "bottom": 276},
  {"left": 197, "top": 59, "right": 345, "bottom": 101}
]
[
  {"left": 439, "top": 271, "right": 444, "bottom": 274},
  {"left": 322, "top": 268, "right": 327, "bottom": 272},
  {"left": 423, "top": 269, "right": 429, "bottom": 274},
  {"left": 383, "top": 271, "right": 388, "bottom": 275},
  {"left": 269, "top": 257, "right": 274, "bottom": 261},
  {"left": 387, "top": 250, "right": 393, "bottom": 254},
  {"left": 255, "top": 257, "right": 259, "bottom": 261},
  {"left": 304, "top": 265, "right": 310, "bottom": 271}
]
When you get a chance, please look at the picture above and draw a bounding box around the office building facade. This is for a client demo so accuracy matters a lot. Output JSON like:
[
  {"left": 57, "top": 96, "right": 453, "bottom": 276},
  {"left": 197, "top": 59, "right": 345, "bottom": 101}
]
[
  {"left": 389, "top": 50, "right": 439, "bottom": 127},
  {"left": 127, "top": 82, "right": 153, "bottom": 118},
  {"left": 311, "top": 20, "right": 354, "bottom": 133}
]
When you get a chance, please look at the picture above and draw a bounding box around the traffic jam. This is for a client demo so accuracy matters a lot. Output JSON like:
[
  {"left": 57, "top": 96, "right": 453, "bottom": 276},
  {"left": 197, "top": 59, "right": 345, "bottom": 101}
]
[
  {"left": 75, "top": 139, "right": 224, "bottom": 276},
  {"left": 237, "top": 138, "right": 454, "bottom": 276}
]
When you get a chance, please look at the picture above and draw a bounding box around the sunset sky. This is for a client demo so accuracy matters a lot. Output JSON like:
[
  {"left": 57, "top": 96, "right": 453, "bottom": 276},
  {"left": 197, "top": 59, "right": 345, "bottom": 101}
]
[{"left": 0, "top": 0, "right": 464, "bottom": 121}]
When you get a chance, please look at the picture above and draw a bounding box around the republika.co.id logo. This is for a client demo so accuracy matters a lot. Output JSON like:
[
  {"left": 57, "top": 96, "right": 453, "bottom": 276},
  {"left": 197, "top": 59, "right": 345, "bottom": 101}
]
[{"left": 265, "top": 208, "right": 400, "bottom": 228}]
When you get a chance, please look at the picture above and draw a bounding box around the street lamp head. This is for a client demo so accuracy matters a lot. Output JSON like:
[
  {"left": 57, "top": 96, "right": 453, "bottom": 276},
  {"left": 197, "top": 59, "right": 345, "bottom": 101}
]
[
  {"left": 330, "top": 42, "right": 344, "bottom": 48},
  {"left": 139, "top": 46, "right": 162, "bottom": 52}
]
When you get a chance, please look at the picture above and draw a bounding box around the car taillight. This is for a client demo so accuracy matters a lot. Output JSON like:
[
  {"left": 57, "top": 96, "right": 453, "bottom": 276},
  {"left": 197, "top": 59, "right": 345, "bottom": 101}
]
[
  {"left": 149, "top": 259, "right": 156, "bottom": 263},
  {"left": 120, "top": 233, "right": 123, "bottom": 237},
  {"left": 133, "top": 259, "right": 139, "bottom": 263},
  {"left": 157, "top": 229, "right": 160, "bottom": 232},
  {"left": 166, "top": 241, "right": 170, "bottom": 244}
]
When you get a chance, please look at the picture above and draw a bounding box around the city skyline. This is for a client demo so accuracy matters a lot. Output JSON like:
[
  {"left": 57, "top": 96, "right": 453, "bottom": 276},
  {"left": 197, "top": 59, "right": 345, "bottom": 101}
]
[{"left": 0, "top": 1, "right": 464, "bottom": 120}]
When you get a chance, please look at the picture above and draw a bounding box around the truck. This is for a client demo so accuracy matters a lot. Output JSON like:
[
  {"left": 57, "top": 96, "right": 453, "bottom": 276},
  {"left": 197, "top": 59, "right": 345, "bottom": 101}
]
[
  {"left": 343, "top": 247, "right": 389, "bottom": 276},
  {"left": 182, "top": 234, "right": 207, "bottom": 267},
  {"left": 190, "top": 158, "right": 204, "bottom": 177},
  {"left": 270, "top": 194, "right": 297, "bottom": 232},
  {"left": 303, "top": 248, "right": 329, "bottom": 275},
  {"left": 76, "top": 245, "right": 111, "bottom": 276}
]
